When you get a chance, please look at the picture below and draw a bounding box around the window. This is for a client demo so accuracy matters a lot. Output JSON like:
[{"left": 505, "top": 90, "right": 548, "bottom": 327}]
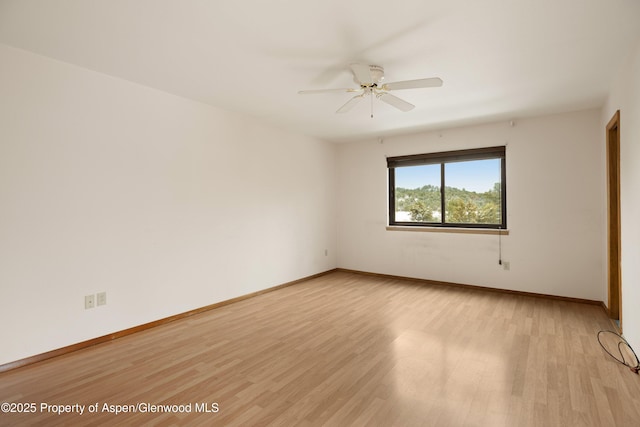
[{"left": 388, "top": 146, "right": 506, "bottom": 229}]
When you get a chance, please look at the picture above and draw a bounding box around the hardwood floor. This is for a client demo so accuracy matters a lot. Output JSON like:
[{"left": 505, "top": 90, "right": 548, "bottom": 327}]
[{"left": 1, "top": 271, "right": 639, "bottom": 426}]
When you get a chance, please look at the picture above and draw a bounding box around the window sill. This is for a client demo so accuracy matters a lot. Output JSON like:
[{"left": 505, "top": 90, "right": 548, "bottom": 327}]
[{"left": 386, "top": 226, "right": 509, "bottom": 235}]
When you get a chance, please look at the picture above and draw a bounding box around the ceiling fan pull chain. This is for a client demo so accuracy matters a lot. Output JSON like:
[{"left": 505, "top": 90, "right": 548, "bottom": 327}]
[{"left": 371, "top": 90, "right": 374, "bottom": 118}]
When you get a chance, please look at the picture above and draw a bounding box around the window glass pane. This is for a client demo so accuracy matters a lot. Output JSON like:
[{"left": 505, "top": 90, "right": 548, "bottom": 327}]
[
  {"left": 444, "top": 159, "right": 501, "bottom": 224},
  {"left": 395, "top": 164, "right": 441, "bottom": 222}
]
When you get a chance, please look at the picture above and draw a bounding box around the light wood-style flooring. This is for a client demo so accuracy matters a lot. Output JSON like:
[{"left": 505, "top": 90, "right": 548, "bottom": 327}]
[{"left": 1, "top": 271, "right": 639, "bottom": 426}]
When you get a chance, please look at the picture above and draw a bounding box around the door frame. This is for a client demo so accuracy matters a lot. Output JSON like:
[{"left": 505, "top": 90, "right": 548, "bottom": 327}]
[{"left": 606, "top": 110, "right": 621, "bottom": 329}]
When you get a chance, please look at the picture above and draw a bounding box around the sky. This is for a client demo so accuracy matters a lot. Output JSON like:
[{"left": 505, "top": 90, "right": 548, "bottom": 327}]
[{"left": 395, "top": 159, "right": 501, "bottom": 193}]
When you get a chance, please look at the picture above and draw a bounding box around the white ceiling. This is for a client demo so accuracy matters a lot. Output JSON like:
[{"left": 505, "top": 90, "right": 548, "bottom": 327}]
[{"left": 1, "top": 0, "right": 639, "bottom": 142}]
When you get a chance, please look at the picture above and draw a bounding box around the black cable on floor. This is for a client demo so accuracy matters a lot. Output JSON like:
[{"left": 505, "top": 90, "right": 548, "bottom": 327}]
[{"left": 597, "top": 330, "right": 640, "bottom": 374}]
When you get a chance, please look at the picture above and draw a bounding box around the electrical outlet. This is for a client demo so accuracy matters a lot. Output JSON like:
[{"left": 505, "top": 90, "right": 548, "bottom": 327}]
[
  {"left": 324, "top": 249, "right": 328, "bottom": 256},
  {"left": 85, "top": 294, "right": 95, "bottom": 309},
  {"left": 503, "top": 261, "right": 511, "bottom": 271},
  {"left": 97, "top": 292, "right": 107, "bottom": 306}
]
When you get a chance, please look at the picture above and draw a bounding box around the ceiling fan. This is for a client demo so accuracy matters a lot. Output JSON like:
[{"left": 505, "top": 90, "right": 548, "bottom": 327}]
[{"left": 298, "top": 63, "right": 443, "bottom": 117}]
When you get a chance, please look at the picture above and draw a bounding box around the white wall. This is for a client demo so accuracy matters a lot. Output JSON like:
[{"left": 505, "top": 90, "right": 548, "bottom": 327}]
[
  {"left": 603, "top": 38, "right": 640, "bottom": 350},
  {"left": 337, "top": 109, "right": 604, "bottom": 301},
  {"left": 0, "top": 44, "right": 337, "bottom": 366}
]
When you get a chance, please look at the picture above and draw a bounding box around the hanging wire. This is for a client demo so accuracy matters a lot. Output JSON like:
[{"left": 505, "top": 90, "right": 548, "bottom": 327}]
[
  {"left": 597, "top": 330, "right": 640, "bottom": 374},
  {"left": 498, "top": 226, "right": 502, "bottom": 265}
]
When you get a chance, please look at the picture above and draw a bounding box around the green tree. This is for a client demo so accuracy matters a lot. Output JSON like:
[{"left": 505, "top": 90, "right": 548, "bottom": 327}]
[
  {"left": 446, "top": 197, "right": 478, "bottom": 223},
  {"left": 477, "top": 202, "right": 499, "bottom": 223},
  {"left": 395, "top": 182, "right": 501, "bottom": 224},
  {"left": 407, "top": 200, "right": 435, "bottom": 222}
]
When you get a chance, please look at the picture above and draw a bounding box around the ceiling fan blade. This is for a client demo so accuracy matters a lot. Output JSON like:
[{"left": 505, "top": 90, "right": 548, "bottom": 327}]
[
  {"left": 336, "top": 94, "right": 365, "bottom": 114},
  {"left": 298, "top": 88, "right": 358, "bottom": 94},
  {"left": 350, "top": 63, "right": 373, "bottom": 85},
  {"left": 378, "top": 93, "right": 415, "bottom": 112},
  {"left": 382, "top": 77, "right": 443, "bottom": 91}
]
